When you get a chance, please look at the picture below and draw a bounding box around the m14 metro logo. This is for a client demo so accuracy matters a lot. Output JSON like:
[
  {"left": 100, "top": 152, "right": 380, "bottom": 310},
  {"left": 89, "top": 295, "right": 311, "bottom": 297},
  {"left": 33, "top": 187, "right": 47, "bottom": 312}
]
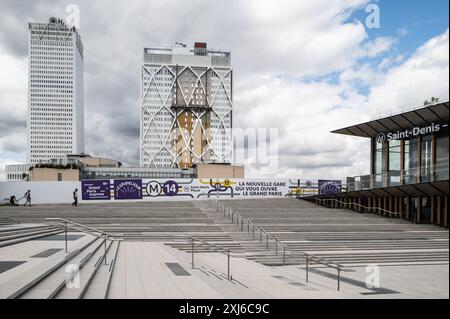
[{"left": 145, "top": 181, "right": 179, "bottom": 197}]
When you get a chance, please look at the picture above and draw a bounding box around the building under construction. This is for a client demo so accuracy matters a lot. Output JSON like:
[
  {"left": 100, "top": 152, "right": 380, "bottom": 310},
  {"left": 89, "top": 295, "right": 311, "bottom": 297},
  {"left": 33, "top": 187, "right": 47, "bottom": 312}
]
[{"left": 140, "top": 42, "right": 233, "bottom": 169}]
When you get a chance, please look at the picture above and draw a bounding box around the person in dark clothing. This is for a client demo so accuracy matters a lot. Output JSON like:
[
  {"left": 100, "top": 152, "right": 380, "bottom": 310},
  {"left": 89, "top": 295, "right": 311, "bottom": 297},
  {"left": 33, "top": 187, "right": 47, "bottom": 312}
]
[
  {"left": 72, "top": 188, "right": 78, "bottom": 206},
  {"left": 10, "top": 196, "right": 19, "bottom": 206},
  {"left": 24, "top": 190, "right": 31, "bottom": 207}
]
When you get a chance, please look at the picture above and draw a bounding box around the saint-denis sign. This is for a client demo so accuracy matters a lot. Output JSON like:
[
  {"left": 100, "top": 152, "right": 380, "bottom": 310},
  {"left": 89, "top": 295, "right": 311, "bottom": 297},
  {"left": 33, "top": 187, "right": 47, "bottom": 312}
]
[{"left": 376, "top": 122, "right": 447, "bottom": 143}]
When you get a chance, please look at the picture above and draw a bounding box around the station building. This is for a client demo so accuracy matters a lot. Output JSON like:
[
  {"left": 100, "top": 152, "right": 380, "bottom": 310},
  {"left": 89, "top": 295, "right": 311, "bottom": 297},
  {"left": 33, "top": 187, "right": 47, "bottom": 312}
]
[{"left": 314, "top": 100, "right": 449, "bottom": 227}]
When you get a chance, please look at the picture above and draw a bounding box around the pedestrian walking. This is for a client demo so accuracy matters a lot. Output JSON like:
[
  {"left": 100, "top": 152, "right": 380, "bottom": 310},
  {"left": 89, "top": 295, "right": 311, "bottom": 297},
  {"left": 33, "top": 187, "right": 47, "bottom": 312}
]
[
  {"left": 24, "top": 190, "right": 31, "bottom": 207},
  {"left": 72, "top": 188, "right": 78, "bottom": 207}
]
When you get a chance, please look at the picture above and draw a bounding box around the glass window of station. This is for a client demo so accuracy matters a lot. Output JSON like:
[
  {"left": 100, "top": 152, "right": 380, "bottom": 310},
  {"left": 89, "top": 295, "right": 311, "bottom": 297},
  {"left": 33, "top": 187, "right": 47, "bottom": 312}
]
[{"left": 372, "top": 128, "right": 449, "bottom": 187}]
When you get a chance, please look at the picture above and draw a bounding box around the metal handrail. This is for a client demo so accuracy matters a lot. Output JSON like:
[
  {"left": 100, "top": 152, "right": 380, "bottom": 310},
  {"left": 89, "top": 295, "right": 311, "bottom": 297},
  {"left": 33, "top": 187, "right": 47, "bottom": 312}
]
[
  {"left": 46, "top": 217, "right": 114, "bottom": 237},
  {"left": 314, "top": 198, "right": 402, "bottom": 219},
  {"left": 186, "top": 235, "right": 231, "bottom": 254},
  {"left": 373, "top": 95, "right": 448, "bottom": 119},
  {"left": 45, "top": 218, "right": 120, "bottom": 265},
  {"left": 211, "top": 197, "right": 295, "bottom": 258},
  {"left": 208, "top": 198, "right": 347, "bottom": 290},
  {"left": 345, "top": 163, "right": 449, "bottom": 191},
  {"left": 186, "top": 235, "right": 232, "bottom": 280}
]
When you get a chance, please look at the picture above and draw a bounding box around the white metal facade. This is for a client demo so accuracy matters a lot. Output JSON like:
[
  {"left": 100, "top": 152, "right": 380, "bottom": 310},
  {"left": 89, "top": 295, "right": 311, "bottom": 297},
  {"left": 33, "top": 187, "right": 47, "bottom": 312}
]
[
  {"left": 27, "top": 17, "right": 84, "bottom": 164},
  {"left": 140, "top": 44, "right": 232, "bottom": 168}
]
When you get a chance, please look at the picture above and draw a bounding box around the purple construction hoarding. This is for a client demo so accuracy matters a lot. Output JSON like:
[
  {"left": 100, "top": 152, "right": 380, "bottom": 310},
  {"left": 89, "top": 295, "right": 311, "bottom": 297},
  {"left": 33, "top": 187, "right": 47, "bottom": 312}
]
[
  {"left": 114, "top": 179, "right": 142, "bottom": 200},
  {"left": 81, "top": 180, "right": 111, "bottom": 200},
  {"left": 318, "top": 180, "right": 342, "bottom": 195}
]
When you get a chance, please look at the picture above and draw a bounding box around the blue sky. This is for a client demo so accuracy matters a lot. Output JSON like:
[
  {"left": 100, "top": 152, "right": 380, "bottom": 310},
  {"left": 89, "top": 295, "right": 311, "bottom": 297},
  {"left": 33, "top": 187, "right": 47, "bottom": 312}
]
[
  {"left": 335, "top": 0, "right": 450, "bottom": 96},
  {"left": 356, "top": 0, "right": 449, "bottom": 54}
]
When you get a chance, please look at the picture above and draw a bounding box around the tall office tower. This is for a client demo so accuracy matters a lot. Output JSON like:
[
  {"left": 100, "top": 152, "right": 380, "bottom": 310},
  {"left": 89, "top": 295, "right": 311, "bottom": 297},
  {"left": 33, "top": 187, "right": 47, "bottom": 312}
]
[
  {"left": 27, "top": 17, "right": 84, "bottom": 164},
  {"left": 140, "top": 42, "right": 232, "bottom": 168}
]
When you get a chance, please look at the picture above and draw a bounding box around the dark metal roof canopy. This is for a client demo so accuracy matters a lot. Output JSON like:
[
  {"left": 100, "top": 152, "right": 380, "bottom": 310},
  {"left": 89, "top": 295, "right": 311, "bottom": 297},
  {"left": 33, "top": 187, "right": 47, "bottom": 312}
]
[
  {"left": 310, "top": 180, "right": 449, "bottom": 199},
  {"left": 331, "top": 101, "right": 449, "bottom": 138}
]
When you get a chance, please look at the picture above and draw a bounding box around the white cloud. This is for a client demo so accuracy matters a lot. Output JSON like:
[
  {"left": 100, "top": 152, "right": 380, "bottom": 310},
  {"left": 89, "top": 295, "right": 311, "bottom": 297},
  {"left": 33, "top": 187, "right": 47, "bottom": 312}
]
[
  {"left": 364, "top": 36, "right": 396, "bottom": 58},
  {"left": 367, "top": 29, "right": 449, "bottom": 116},
  {"left": 234, "top": 29, "right": 449, "bottom": 179},
  {"left": 0, "top": 52, "right": 27, "bottom": 122}
]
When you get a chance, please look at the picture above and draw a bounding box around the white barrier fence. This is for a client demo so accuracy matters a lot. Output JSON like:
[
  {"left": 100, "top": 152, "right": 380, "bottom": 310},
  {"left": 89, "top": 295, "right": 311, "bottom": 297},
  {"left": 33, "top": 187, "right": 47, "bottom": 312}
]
[{"left": 0, "top": 178, "right": 330, "bottom": 204}]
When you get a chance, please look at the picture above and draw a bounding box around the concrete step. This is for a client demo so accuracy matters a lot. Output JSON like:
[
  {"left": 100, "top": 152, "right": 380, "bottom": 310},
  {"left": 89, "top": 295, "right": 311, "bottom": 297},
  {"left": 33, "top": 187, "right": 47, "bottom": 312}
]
[
  {"left": 0, "top": 234, "right": 97, "bottom": 299},
  {"left": 0, "top": 227, "right": 61, "bottom": 242},
  {"left": 162, "top": 245, "right": 261, "bottom": 298},
  {"left": 0, "top": 229, "right": 64, "bottom": 248},
  {"left": 0, "top": 225, "right": 56, "bottom": 237},
  {"left": 18, "top": 237, "right": 104, "bottom": 299},
  {"left": 83, "top": 240, "right": 121, "bottom": 299},
  {"left": 55, "top": 240, "right": 115, "bottom": 299}
]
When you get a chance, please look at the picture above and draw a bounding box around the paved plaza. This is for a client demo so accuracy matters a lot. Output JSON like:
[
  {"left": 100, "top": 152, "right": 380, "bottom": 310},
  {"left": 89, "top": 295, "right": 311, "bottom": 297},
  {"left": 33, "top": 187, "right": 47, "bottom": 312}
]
[{"left": 0, "top": 199, "right": 448, "bottom": 298}]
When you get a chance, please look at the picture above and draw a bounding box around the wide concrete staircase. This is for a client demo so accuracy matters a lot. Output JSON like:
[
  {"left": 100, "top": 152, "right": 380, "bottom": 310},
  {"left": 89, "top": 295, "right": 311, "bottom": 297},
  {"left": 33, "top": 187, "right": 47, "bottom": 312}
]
[
  {"left": 0, "top": 230, "right": 120, "bottom": 299},
  {"left": 0, "top": 198, "right": 448, "bottom": 298},
  {"left": 207, "top": 199, "right": 449, "bottom": 267},
  {"left": 0, "top": 202, "right": 231, "bottom": 242}
]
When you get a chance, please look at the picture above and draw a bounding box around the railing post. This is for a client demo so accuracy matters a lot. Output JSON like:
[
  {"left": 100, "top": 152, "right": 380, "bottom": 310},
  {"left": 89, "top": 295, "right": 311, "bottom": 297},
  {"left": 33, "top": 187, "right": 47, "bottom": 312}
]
[
  {"left": 266, "top": 233, "right": 269, "bottom": 249},
  {"left": 247, "top": 221, "right": 249, "bottom": 233},
  {"left": 191, "top": 238, "right": 194, "bottom": 269},
  {"left": 259, "top": 229, "right": 262, "bottom": 242},
  {"left": 104, "top": 235, "right": 107, "bottom": 265},
  {"left": 283, "top": 246, "right": 286, "bottom": 264},
  {"left": 306, "top": 255, "right": 309, "bottom": 282},
  {"left": 337, "top": 267, "right": 341, "bottom": 291},
  {"left": 252, "top": 225, "right": 255, "bottom": 240},
  {"left": 64, "top": 221, "right": 68, "bottom": 253},
  {"left": 231, "top": 211, "right": 234, "bottom": 223},
  {"left": 227, "top": 251, "right": 231, "bottom": 280},
  {"left": 275, "top": 241, "right": 278, "bottom": 255}
]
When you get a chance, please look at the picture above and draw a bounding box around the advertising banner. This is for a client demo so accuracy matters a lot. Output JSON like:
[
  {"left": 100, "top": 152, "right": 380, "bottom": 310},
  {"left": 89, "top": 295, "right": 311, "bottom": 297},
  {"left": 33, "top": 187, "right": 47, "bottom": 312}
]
[
  {"left": 318, "top": 180, "right": 342, "bottom": 195},
  {"left": 139, "top": 179, "right": 312, "bottom": 200},
  {"left": 81, "top": 180, "right": 110, "bottom": 200},
  {"left": 0, "top": 178, "right": 336, "bottom": 204},
  {"left": 114, "top": 179, "right": 143, "bottom": 200}
]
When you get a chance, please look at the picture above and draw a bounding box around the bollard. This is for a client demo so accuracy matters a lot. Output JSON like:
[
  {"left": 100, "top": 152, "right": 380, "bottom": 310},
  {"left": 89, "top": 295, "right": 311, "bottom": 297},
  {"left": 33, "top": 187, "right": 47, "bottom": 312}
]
[
  {"left": 337, "top": 267, "right": 341, "bottom": 291},
  {"left": 227, "top": 251, "right": 231, "bottom": 280},
  {"left": 306, "top": 255, "right": 309, "bottom": 282},
  {"left": 104, "top": 235, "right": 107, "bottom": 265},
  {"left": 191, "top": 238, "right": 194, "bottom": 269},
  {"left": 64, "top": 221, "right": 68, "bottom": 253}
]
